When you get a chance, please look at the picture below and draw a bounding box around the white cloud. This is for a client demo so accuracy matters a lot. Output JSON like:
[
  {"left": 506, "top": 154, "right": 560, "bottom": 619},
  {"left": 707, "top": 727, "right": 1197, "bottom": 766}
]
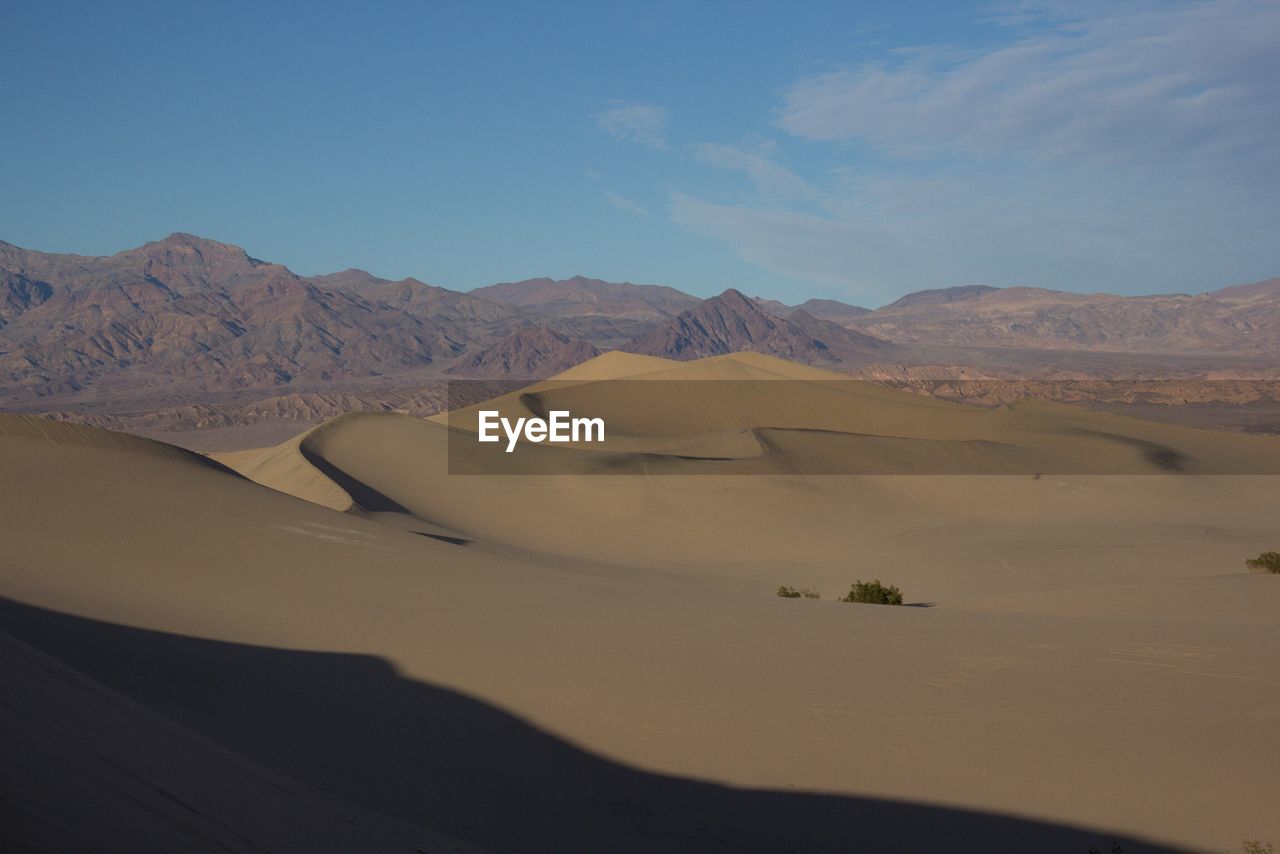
[
  {"left": 602, "top": 189, "right": 647, "bottom": 215},
  {"left": 594, "top": 102, "right": 669, "bottom": 150}
]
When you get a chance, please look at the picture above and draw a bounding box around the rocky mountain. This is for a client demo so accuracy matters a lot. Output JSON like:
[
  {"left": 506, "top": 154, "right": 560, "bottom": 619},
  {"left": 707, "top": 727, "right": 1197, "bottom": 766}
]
[
  {"left": 625, "top": 288, "right": 897, "bottom": 365},
  {"left": 0, "top": 234, "right": 588, "bottom": 408},
  {"left": 848, "top": 280, "right": 1280, "bottom": 354}
]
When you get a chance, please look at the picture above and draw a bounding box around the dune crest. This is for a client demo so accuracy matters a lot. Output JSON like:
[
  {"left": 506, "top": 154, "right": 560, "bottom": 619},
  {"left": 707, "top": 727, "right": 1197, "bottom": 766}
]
[
  {"left": 212, "top": 423, "right": 355, "bottom": 512},
  {"left": 0, "top": 413, "right": 218, "bottom": 464}
]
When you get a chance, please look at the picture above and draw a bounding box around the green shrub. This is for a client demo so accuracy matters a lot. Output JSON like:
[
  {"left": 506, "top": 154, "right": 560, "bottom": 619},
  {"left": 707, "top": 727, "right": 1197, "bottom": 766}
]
[
  {"left": 840, "top": 579, "right": 904, "bottom": 605},
  {"left": 776, "top": 585, "right": 821, "bottom": 599},
  {"left": 1245, "top": 551, "right": 1280, "bottom": 574}
]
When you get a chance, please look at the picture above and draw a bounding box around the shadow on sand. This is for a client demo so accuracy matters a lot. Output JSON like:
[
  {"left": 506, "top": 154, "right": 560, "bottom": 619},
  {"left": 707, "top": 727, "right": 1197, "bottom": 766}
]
[{"left": 0, "top": 596, "right": 1184, "bottom": 853}]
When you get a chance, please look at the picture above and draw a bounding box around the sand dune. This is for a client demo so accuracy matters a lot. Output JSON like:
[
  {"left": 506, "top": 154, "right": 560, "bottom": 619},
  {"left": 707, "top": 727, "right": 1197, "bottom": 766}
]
[{"left": 3, "top": 351, "right": 1280, "bottom": 851}]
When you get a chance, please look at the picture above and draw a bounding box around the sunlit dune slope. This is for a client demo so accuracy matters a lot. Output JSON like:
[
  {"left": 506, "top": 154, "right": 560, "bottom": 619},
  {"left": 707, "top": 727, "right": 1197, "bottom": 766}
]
[{"left": 213, "top": 424, "right": 356, "bottom": 512}]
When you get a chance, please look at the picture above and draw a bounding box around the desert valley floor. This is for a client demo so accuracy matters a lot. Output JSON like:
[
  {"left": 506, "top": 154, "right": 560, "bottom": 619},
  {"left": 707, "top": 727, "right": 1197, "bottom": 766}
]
[{"left": 2, "top": 352, "right": 1278, "bottom": 853}]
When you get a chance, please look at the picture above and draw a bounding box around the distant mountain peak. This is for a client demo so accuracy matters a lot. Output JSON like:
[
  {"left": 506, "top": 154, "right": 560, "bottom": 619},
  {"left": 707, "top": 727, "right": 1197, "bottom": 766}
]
[
  {"left": 119, "top": 233, "right": 271, "bottom": 274},
  {"left": 160, "top": 231, "right": 210, "bottom": 244},
  {"left": 626, "top": 289, "right": 895, "bottom": 364},
  {"left": 713, "top": 287, "right": 753, "bottom": 305}
]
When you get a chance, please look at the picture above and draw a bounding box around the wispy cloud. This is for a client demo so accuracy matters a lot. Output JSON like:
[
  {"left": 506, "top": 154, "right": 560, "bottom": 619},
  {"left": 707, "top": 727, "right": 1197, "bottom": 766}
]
[
  {"left": 778, "top": 1, "right": 1280, "bottom": 171},
  {"left": 602, "top": 189, "right": 647, "bottom": 215},
  {"left": 690, "top": 143, "right": 824, "bottom": 205},
  {"left": 594, "top": 101, "right": 669, "bottom": 150},
  {"left": 670, "top": 191, "right": 907, "bottom": 292}
]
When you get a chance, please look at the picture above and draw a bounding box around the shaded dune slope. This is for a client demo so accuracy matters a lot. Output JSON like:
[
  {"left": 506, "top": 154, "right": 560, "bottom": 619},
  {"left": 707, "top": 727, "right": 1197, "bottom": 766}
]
[
  {"left": 0, "top": 627, "right": 478, "bottom": 854},
  {"left": 1, "top": 600, "right": 1186, "bottom": 854}
]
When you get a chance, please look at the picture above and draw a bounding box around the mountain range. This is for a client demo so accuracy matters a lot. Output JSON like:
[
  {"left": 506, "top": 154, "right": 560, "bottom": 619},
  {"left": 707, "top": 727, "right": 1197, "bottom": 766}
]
[
  {"left": 3, "top": 233, "right": 1278, "bottom": 442},
  {"left": 0, "top": 234, "right": 903, "bottom": 408}
]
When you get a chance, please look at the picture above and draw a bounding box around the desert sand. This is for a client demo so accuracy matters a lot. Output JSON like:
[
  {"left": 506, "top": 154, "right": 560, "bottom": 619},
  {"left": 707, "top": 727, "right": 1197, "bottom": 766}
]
[{"left": 3, "top": 352, "right": 1279, "bottom": 853}]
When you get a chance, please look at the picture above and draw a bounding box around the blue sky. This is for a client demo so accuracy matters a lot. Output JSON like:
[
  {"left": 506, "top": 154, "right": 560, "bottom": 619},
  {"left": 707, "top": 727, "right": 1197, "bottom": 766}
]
[{"left": 2, "top": 1, "right": 1277, "bottom": 306}]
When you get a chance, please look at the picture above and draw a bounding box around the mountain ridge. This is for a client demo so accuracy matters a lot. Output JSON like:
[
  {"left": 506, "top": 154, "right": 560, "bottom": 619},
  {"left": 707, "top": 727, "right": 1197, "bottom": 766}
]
[{"left": 3, "top": 233, "right": 1279, "bottom": 439}]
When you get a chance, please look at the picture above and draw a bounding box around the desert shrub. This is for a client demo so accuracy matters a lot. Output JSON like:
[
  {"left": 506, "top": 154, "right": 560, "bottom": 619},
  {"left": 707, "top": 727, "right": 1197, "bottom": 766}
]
[
  {"left": 1245, "top": 551, "right": 1280, "bottom": 574},
  {"left": 840, "top": 579, "right": 904, "bottom": 605},
  {"left": 777, "top": 585, "right": 820, "bottom": 599},
  {"left": 1242, "top": 841, "right": 1274, "bottom": 854}
]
